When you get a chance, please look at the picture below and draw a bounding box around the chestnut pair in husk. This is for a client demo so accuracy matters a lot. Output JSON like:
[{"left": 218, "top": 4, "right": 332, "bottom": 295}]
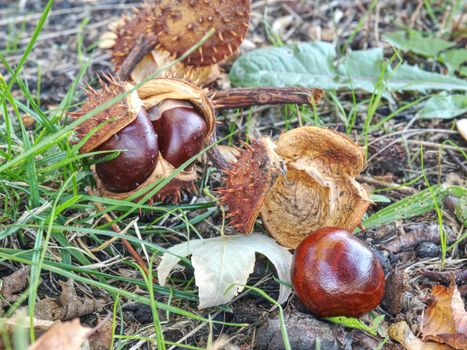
[
  {"left": 75, "top": 77, "right": 215, "bottom": 201},
  {"left": 95, "top": 100, "right": 207, "bottom": 193}
]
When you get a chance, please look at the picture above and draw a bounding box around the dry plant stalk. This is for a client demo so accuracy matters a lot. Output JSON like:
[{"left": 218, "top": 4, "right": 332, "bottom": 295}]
[{"left": 220, "top": 127, "right": 372, "bottom": 248}]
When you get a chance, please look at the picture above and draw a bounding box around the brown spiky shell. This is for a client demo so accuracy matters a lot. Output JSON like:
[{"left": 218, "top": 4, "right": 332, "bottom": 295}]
[
  {"left": 110, "top": 5, "right": 154, "bottom": 70},
  {"left": 218, "top": 138, "right": 282, "bottom": 232},
  {"left": 219, "top": 127, "right": 372, "bottom": 248},
  {"left": 100, "top": 0, "right": 250, "bottom": 82},
  {"left": 73, "top": 76, "right": 215, "bottom": 203},
  {"left": 151, "top": 0, "right": 251, "bottom": 66},
  {"left": 74, "top": 75, "right": 142, "bottom": 154}
]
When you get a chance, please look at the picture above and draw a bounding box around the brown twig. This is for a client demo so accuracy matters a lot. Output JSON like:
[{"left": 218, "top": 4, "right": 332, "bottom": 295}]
[
  {"left": 357, "top": 175, "right": 416, "bottom": 194},
  {"left": 211, "top": 87, "right": 324, "bottom": 110},
  {"left": 422, "top": 269, "right": 467, "bottom": 285},
  {"left": 86, "top": 187, "right": 149, "bottom": 277},
  {"left": 117, "top": 36, "right": 158, "bottom": 81}
]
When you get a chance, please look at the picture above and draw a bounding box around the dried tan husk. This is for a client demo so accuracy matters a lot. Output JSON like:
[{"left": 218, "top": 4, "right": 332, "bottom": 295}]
[
  {"left": 220, "top": 126, "right": 371, "bottom": 248},
  {"left": 261, "top": 126, "right": 371, "bottom": 248},
  {"left": 137, "top": 78, "right": 215, "bottom": 136},
  {"left": 130, "top": 50, "right": 221, "bottom": 86}
]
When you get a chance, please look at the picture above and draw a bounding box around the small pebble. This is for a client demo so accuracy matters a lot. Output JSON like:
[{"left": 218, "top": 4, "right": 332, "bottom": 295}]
[{"left": 416, "top": 242, "right": 441, "bottom": 258}]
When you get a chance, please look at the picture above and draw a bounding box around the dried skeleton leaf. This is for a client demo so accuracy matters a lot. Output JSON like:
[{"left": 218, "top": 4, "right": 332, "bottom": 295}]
[
  {"left": 221, "top": 126, "right": 371, "bottom": 248},
  {"left": 421, "top": 279, "right": 467, "bottom": 349},
  {"left": 35, "top": 280, "right": 107, "bottom": 321}
]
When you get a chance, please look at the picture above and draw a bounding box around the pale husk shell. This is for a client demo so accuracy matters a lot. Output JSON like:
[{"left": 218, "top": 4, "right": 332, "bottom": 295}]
[
  {"left": 130, "top": 50, "right": 221, "bottom": 86},
  {"left": 260, "top": 127, "right": 372, "bottom": 248},
  {"left": 137, "top": 78, "right": 215, "bottom": 137}
]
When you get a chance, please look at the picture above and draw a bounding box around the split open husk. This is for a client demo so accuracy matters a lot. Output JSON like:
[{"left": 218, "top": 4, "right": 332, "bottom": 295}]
[
  {"left": 220, "top": 126, "right": 372, "bottom": 248},
  {"left": 74, "top": 76, "right": 215, "bottom": 202}
]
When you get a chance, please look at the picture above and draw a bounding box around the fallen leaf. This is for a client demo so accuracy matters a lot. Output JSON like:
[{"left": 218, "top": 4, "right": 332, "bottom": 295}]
[
  {"left": 1, "top": 265, "right": 31, "bottom": 302},
  {"left": 383, "top": 30, "right": 455, "bottom": 58},
  {"left": 229, "top": 43, "right": 467, "bottom": 93},
  {"left": 389, "top": 321, "right": 453, "bottom": 350},
  {"left": 421, "top": 279, "right": 467, "bottom": 349},
  {"left": 157, "top": 233, "right": 292, "bottom": 309},
  {"left": 35, "top": 279, "right": 107, "bottom": 321},
  {"left": 28, "top": 318, "right": 90, "bottom": 350},
  {"left": 89, "top": 318, "right": 113, "bottom": 350},
  {"left": 419, "top": 93, "right": 467, "bottom": 120}
]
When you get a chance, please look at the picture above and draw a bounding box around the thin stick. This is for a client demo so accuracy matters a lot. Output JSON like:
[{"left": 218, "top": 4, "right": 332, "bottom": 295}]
[{"left": 86, "top": 187, "right": 149, "bottom": 277}]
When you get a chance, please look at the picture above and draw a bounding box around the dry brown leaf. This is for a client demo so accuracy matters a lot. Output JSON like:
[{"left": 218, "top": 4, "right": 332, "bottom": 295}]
[
  {"left": 389, "top": 321, "right": 453, "bottom": 350},
  {"left": 28, "top": 319, "right": 90, "bottom": 350},
  {"left": 35, "top": 280, "right": 107, "bottom": 321},
  {"left": 421, "top": 279, "right": 467, "bottom": 349},
  {"left": 1, "top": 265, "right": 31, "bottom": 303},
  {"left": 89, "top": 318, "right": 113, "bottom": 350}
]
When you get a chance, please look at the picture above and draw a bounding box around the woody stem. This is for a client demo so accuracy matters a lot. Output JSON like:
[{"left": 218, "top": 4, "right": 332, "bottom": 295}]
[{"left": 211, "top": 87, "right": 325, "bottom": 110}]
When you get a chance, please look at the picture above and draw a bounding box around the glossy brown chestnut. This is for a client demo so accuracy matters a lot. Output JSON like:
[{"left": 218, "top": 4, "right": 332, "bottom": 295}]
[
  {"left": 152, "top": 105, "right": 207, "bottom": 168},
  {"left": 95, "top": 110, "right": 159, "bottom": 193},
  {"left": 291, "top": 227, "right": 385, "bottom": 317}
]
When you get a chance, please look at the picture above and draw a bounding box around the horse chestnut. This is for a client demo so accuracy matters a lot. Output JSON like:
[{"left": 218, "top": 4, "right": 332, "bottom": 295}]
[
  {"left": 95, "top": 110, "right": 159, "bottom": 193},
  {"left": 291, "top": 227, "right": 385, "bottom": 317},
  {"left": 150, "top": 100, "right": 207, "bottom": 168}
]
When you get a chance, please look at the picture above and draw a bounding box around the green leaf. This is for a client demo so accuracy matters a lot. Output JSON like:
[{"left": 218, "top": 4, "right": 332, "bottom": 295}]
[
  {"left": 389, "top": 64, "right": 467, "bottom": 91},
  {"left": 441, "top": 49, "right": 467, "bottom": 73},
  {"left": 419, "top": 93, "right": 467, "bottom": 119},
  {"left": 383, "top": 30, "right": 455, "bottom": 58},
  {"left": 370, "top": 194, "right": 391, "bottom": 203},
  {"left": 230, "top": 43, "right": 467, "bottom": 93},
  {"left": 338, "top": 48, "right": 385, "bottom": 92},
  {"left": 230, "top": 42, "right": 342, "bottom": 89},
  {"left": 326, "top": 316, "right": 380, "bottom": 336}
]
